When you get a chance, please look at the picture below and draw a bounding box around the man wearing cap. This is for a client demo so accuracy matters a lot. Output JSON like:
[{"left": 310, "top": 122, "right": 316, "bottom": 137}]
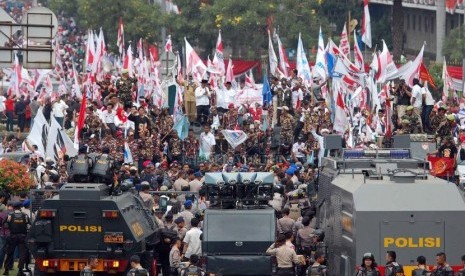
[
  {"left": 431, "top": 106, "right": 447, "bottom": 134},
  {"left": 140, "top": 182, "right": 155, "bottom": 210},
  {"left": 280, "top": 106, "right": 295, "bottom": 144},
  {"left": 174, "top": 217, "right": 187, "bottom": 242},
  {"left": 179, "top": 201, "right": 195, "bottom": 230},
  {"left": 195, "top": 80, "right": 211, "bottom": 125},
  {"left": 116, "top": 69, "right": 137, "bottom": 106},
  {"left": 436, "top": 114, "right": 456, "bottom": 142},
  {"left": 189, "top": 171, "right": 203, "bottom": 192},
  {"left": 401, "top": 106, "right": 421, "bottom": 134}
]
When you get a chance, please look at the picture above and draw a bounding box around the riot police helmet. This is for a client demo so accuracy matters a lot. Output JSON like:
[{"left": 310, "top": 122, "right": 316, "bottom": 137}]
[
  {"left": 120, "top": 179, "right": 133, "bottom": 192},
  {"left": 312, "top": 229, "right": 325, "bottom": 242}
]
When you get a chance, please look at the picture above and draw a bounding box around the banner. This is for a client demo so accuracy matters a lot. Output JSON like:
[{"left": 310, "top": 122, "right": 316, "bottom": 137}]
[
  {"left": 427, "top": 156, "right": 455, "bottom": 177},
  {"left": 221, "top": 130, "right": 249, "bottom": 149},
  {"left": 27, "top": 107, "right": 48, "bottom": 155},
  {"left": 235, "top": 86, "right": 264, "bottom": 107}
]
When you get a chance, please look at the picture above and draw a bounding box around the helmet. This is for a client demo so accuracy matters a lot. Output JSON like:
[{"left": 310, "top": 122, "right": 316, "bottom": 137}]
[
  {"left": 363, "top": 252, "right": 375, "bottom": 261},
  {"left": 312, "top": 229, "right": 325, "bottom": 241},
  {"left": 120, "top": 179, "right": 134, "bottom": 192}
]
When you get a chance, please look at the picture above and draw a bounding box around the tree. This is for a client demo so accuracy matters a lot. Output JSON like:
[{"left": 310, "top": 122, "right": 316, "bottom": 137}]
[
  {"left": 442, "top": 27, "right": 465, "bottom": 62},
  {"left": 392, "top": 0, "right": 404, "bottom": 60}
]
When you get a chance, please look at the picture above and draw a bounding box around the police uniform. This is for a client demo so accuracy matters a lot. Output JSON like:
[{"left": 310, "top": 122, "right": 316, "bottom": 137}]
[
  {"left": 4, "top": 203, "right": 30, "bottom": 275},
  {"left": 430, "top": 265, "right": 454, "bottom": 276},
  {"left": 307, "top": 262, "right": 328, "bottom": 276},
  {"left": 179, "top": 265, "right": 205, "bottom": 276},
  {"left": 70, "top": 153, "right": 93, "bottom": 182},
  {"left": 355, "top": 267, "right": 381, "bottom": 276},
  {"left": 91, "top": 153, "right": 113, "bottom": 184}
]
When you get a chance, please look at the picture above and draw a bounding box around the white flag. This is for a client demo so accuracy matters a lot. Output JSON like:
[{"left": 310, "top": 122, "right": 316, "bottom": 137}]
[
  {"left": 221, "top": 130, "right": 249, "bottom": 149},
  {"left": 268, "top": 30, "right": 279, "bottom": 77},
  {"left": 296, "top": 33, "right": 312, "bottom": 84},
  {"left": 361, "top": 0, "right": 372, "bottom": 48}
]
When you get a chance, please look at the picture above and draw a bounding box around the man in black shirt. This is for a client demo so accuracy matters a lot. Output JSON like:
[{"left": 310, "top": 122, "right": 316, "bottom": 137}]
[
  {"left": 429, "top": 136, "right": 458, "bottom": 159},
  {"left": 128, "top": 106, "right": 151, "bottom": 139},
  {"left": 394, "top": 80, "right": 412, "bottom": 120}
]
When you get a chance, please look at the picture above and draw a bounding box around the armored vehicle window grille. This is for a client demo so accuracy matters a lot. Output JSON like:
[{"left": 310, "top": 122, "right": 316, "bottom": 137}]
[
  {"left": 29, "top": 189, "right": 46, "bottom": 213},
  {"left": 330, "top": 193, "right": 342, "bottom": 274}
]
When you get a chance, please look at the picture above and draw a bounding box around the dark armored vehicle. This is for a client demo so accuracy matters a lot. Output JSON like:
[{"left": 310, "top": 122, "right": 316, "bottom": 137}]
[
  {"left": 27, "top": 183, "right": 159, "bottom": 275},
  {"left": 202, "top": 172, "right": 276, "bottom": 276}
]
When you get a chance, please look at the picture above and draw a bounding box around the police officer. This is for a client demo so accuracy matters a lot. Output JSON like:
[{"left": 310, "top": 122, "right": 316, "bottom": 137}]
[
  {"left": 69, "top": 145, "right": 93, "bottom": 182},
  {"left": 310, "top": 230, "right": 327, "bottom": 265},
  {"left": 179, "top": 254, "right": 205, "bottom": 276},
  {"left": 80, "top": 255, "right": 98, "bottom": 276},
  {"left": 384, "top": 251, "right": 404, "bottom": 276},
  {"left": 457, "top": 255, "right": 465, "bottom": 276},
  {"left": 139, "top": 182, "right": 155, "bottom": 211},
  {"left": 127, "top": 255, "right": 149, "bottom": 276},
  {"left": 307, "top": 251, "right": 328, "bottom": 276},
  {"left": 356, "top": 253, "right": 380, "bottom": 276},
  {"left": 430, "top": 252, "right": 454, "bottom": 276},
  {"left": 91, "top": 146, "right": 113, "bottom": 184},
  {"left": 4, "top": 202, "right": 30, "bottom": 276},
  {"left": 412, "top": 256, "right": 431, "bottom": 276}
]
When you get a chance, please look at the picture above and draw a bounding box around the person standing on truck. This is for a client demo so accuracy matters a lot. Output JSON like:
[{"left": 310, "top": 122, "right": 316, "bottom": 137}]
[
  {"left": 266, "top": 234, "right": 301, "bottom": 276},
  {"left": 355, "top": 253, "right": 380, "bottom": 276},
  {"left": 431, "top": 252, "right": 454, "bottom": 276},
  {"left": 80, "top": 255, "right": 98, "bottom": 276},
  {"left": 127, "top": 255, "right": 149, "bottom": 276},
  {"left": 384, "top": 251, "right": 404, "bottom": 276},
  {"left": 307, "top": 251, "right": 328, "bottom": 276},
  {"left": 412, "top": 256, "right": 431, "bottom": 276},
  {"left": 182, "top": 218, "right": 202, "bottom": 262},
  {"left": 3, "top": 202, "right": 30, "bottom": 276}
]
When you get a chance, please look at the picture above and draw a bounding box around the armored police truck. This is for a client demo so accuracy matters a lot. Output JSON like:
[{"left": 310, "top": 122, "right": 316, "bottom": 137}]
[
  {"left": 317, "top": 149, "right": 465, "bottom": 275},
  {"left": 27, "top": 183, "right": 159, "bottom": 275},
  {"left": 202, "top": 172, "right": 277, "bottom": 275}
]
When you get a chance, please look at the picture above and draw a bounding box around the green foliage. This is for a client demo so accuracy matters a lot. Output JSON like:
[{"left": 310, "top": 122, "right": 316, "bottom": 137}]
[
  {"left": 442, "top": 27, "right": 465, "bottom": 63},
  {"left": 427, "top": 62, "right": 444, "bottom": 98}
]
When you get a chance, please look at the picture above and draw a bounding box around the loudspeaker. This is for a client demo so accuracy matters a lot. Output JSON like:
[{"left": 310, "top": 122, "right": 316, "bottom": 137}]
[
  {"left": 324, "top": 135, "right": 342, "bottom": 150},
  {"left": 410, "top": 142, "right": 436, "bottom": 160},
  {"left": 393, "top": 135, "right": 411, "bottom": 148}
]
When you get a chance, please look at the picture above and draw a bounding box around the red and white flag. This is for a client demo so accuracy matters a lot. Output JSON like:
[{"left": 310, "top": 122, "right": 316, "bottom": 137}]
[
  {"left": 446, "top": 0, "right": 458, "bottom": 13},
  {"left": 375, "top": 40, "right": 397, "bottom": 83},
  {"left": 225, "top": 57, "right": 234, "bottom": 83},
  {"left": 245, "top": 70, "right": 257, "bottom": 89},
  {"left": 176, "top": 51, "right": 184, "bottom": 82},
  {"left": 11, "top": 53, "right": 22, "bottom": 96},
  {"left": 401, "top": 44, "right": 424, "bottom": 86},
  {"left": 268, "top": 29, "right": 279, "bottom": 77},
  {"left": 117, "top": 18, "right": 124, "bottom": 56},
  {"left": 361, "top": 0, "right": 372, "bottom": 48},
  {"left": 165, "top": 35, "right": 172, "bottom": 53},
  {"left": 123, "top": 44, "right": 134, "bottom": 77},
  {"left": 74, "top": 95, "right": 87, "bottom": 149},
  {"left": 185, "top": 37, "right": 206, "bottom": 81},
  {"left": 86, "top": 30, "right": 95, "bottom": 72},
  {"left": 276, "top": 34, "right": 289, "bottom": 78},
  {"left": 442, "top": 57, "right": 453, "bottom": 102},
  {"left": 333, "top": 81, "right": 349, "bottom": 134},
  {"left": 339, "top": 22, "right": 350, "bottom": 57},
  {"left": 353, "top": 30, "right": 364, "bottom": 71},
  {"left": 212, "top": 30, "right": 225, "bottom": 75}
]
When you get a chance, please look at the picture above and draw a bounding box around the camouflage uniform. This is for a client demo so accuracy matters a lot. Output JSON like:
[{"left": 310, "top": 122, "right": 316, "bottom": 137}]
[
  {"left": 160, "top": 115, "right": 174, "bottom": 137},
  {"left": 318, "top": 112, "right": 332, "bottom": 132},
  {"left": 139, "top": 136, "right": 154, "bottom": 162},
  {"left": 87, "top": 138, "right": 100, "bottom": 153},
  {"left": 436, "top": 121, "right": 453, "bottom": 140},
  {"left": 116, "top": 76, "right": 137, "bottom": 105},
  {"left": 169, "top": 136, "right": 183, "bottom": 161},
  {"left": 280, "top": 113, "right": 295, "bottom": 143},
  {"left": 223, "top": 110, "right": 238, "bottom": 130},
  {"left": 127, "top": 138, "right": 139, "bottom": 164},
  {"left": 431, "top": 114, "right": 446, "bottom": 134},
  {"left": 85, "top": 113, "right": 102, "bottom": 135},
  {"left": 184, "top": 136, "right": 199, "bottom": 161},
  {"left": 401, "top": 113, "right": 421, "bottom": 134}
]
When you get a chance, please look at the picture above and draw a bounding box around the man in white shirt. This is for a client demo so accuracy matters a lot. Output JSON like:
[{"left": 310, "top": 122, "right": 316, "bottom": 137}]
[
  {"left": 194, "top": 79, "right": 211, "bottom": 125},
  {"left": 292, "top": 137, "right": 308, "bottom": 163},
  {"left": 410, "top": 78, "right": 423, "bottom": 130},
  {"left": 422, "top": 84, "right": 435, "bottom": 134},
  {"left": 101, "top": 103, "right": 116, "bottom": 136},
  {"left": 182, "top": 218, "right": 202, "bottom": 260},
  {"left": 52, "top": 96, "right": 69, "bottom": 126},
  {"left": 199, "top": 125, "right": 216, "bottom": 161}
]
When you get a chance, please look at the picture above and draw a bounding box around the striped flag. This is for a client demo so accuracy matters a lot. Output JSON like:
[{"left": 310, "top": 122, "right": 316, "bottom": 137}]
[
  {"left": 339, "top": 23, "right": 350, "bottom": 57},
  {"left": 124, "top": 142, "right": 133, "bottom": 164},
  {"left": 361, "top": 0, "right": 372, "bottom": 48},
  {"left": 117, "top": 18, "right": 124, "bottom": 57}
]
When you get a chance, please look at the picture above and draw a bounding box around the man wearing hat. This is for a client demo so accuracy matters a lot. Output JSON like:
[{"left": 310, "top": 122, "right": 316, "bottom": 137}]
[
  {"left": 174, "top": 217, "right": 187, "bottom": 241},
  {"left": 436, "top": 114, "right": 456, "bottom": 142},
  {"left": 280, "top": 106, "right": 295, "bottom": 144},
  {"left": 401, "top": 105, "right": 421, "bottom": 134},
  {"left": 431, "top": 106, "right": 447, "bottom": 134},
  {"left": 394, "top": 119, "right": 413, "bottom": 135},
  {"left": 194, "top": 79, "right": 211, "bottom": 125},
  {"left": 189, "top": 171, "right": 203, "bottom": 192},
  {"left": 116, "top": 69, "right": 137, "bottom": 107},
  {"left": 178, "top": 200, "right": 195, "bottom": 230}
]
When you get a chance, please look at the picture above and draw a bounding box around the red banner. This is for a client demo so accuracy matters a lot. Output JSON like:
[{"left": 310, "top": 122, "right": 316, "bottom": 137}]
[{"left": 427, "top": 156, "right": 455, "bottom": 177}]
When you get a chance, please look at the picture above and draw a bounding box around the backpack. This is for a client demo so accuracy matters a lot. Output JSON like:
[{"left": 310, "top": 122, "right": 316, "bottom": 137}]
[
  {"left": 386, "top": 262, "right": 404, "bottom": 276},
  {"left": 159, "top": 225, "right": 177, "bottom": 244},
  {"left": 307, "top": 264, "right": 327, "bottom": 276},
  {"left": 180, "top": 265, "right": 203, "bottom": 276},
  {"left": 412, "top": 268, "right": 428, "bottom": 276}
]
